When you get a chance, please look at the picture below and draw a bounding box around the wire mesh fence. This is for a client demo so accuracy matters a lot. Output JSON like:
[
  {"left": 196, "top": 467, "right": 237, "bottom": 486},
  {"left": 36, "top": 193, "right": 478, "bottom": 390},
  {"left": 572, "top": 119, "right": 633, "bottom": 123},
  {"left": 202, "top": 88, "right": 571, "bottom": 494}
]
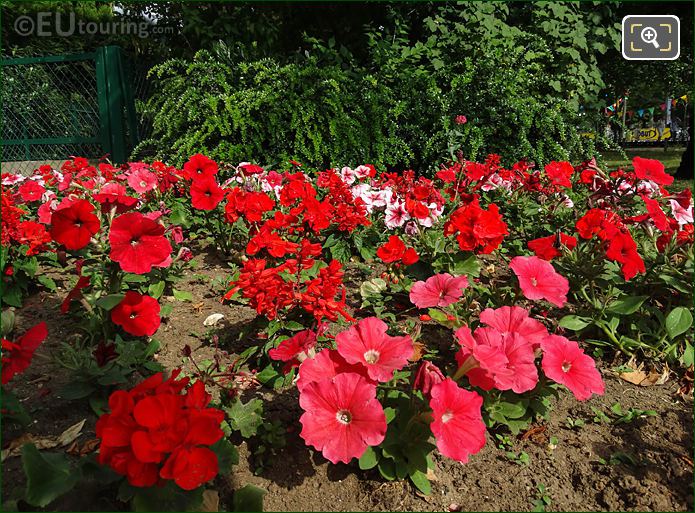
[{"left": 1, "top": 47, "right": 143, "bottom": 176}]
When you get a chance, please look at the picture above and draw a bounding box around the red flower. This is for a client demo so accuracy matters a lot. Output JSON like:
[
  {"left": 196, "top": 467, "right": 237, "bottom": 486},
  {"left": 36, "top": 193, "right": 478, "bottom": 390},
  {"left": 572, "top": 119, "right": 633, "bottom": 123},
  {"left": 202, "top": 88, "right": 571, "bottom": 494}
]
[
  {"left": 15, "top": 221, "right": 51, "bottom": 255},
  {"left": 238, "top": 163, "right": 264, "bottom": 175},
  {"left": 1, "top": 322, "right": 47, "bottom": 384},
  {"left": 191, "top": 176, "right": 225, "bottom": 211},
  {"left": 49, "top": 199, "right": 101, "bottom": 250},
  {"left": 96, "top": 374, "right": 224, "bottom": 490},
  {"left": 641, "top": 195, "right": 670, "bottom": 231},
  {"left": 541, "top": 335, "right": 604, "bottom": 401},
  {"left": 376, "top": 235, "right": 419, "bottom": 265},
  {"left": 109, "top": 212, "right": 172, "bottom": 274},
  {"left": 544, "top": 161, "right": 574, "bottom": 188},
  {"left": 182, "top": 154, "right": 218, "bottom": 180},
  {"left": 111, "top": 292, "right": 161, "bottom": 337},
  {"left": 18, "top": 180, "right": 45, "bottom": 202},
  {"left": 297, "top": 349, "right": 371, "bottom": 392},
  {"left": 299, "top": 372, "right": 387, "bottom": 464},
  {"left": 429, "top": 378, "right": 485, "bottom": 463},
  {"left": 527, "top": 233, "right": 577, "bottom": 260},
  {"left": 632, "top": 156, "right": 673, "bottom": 186},
  {"left": 336, "top": 317, "right": 413, "bottom": 383},
  {"left": 444, "top": 200, "right": 507, "bottom": 254},
  {"left": 510, "top": 256, "right": 569, "bottom": 307},
  {"left": 605, "top": 231, "right": 645, "bottom": 281},
  {"left": 93, "top": 183, "right": 138, "bottom": 214}
]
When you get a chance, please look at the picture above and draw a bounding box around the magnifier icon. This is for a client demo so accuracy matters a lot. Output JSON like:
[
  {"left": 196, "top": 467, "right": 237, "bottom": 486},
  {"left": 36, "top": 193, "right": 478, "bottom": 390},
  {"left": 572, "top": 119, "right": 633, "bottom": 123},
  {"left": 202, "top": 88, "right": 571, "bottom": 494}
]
[{"left": 640, "top": 26, "right": 660, "bottom": 48}]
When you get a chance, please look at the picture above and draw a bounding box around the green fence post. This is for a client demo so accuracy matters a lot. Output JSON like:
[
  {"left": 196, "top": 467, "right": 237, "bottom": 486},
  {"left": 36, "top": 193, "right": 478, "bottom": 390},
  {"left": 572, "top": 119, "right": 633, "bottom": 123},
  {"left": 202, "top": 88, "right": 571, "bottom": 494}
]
[
  {"left": 95, "top": 47, "right": 112, "bottom": 161},
  {"left": 104, "top": 46, "right": 126, "bottom": 163}
]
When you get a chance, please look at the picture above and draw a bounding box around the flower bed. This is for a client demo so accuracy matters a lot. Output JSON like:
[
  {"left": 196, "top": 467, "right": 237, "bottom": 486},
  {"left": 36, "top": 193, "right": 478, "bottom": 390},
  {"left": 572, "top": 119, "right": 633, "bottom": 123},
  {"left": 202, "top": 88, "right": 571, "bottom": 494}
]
[{"left": 1, "top": 154, "right": 692, "bottom": 511}]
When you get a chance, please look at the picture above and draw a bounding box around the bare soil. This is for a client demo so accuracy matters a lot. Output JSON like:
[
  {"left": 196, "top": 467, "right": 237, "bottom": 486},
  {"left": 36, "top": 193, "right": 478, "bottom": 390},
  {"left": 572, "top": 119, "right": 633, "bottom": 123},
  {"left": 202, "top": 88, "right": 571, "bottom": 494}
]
[{"left": 2, "top": 254, "right": 693, "bottom": 512}]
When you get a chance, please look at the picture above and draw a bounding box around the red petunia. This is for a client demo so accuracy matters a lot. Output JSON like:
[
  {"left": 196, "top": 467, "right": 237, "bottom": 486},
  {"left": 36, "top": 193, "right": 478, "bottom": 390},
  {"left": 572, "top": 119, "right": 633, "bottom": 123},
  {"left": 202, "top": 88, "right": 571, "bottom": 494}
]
[
  {"left": 510, "top": 256, "right": 569, "bottom": 307},
  {"left": 429, "top": 378, "right": 486, "bottom": 463},
  {"left": 528, "top": 233, "right": 577, "bottom": 260},
  {"left": 49, "top": 199, "right": 101, "bottom": 251},
  {"left": 191, "top": 176, "right": 225, "bottom": 211},
  {"left": 296, "top": 349, "right": 371, "bottom": 392},
  {"left": 269, "top": 330, "right": 317, "bottom": 372},
  {"left": 632, "top": 156, "right": 673, "bottom": 186},
  {"left": 479, "top": 306, "right": 548, "bottom": 349},
  {"left": 336, "top": 317, "right": 413, "bottom": 383},
  {"left": 1, "top": 322, "right": 47, "bottom": 384},
  {"left": 541, "top": 335, "right": 604, "bottom": 401},
  {"left": 413, "top": 361, "right": 446, "bottom": 399},
  {"left": 299, "top": 372, "right": 387, "bottom": 464},
  {"left": 641, "top": 195, "right": 670, "bottom": 231},
  {"left": 111, "top": 292, "right": 161, "bottom": 337},
  {"left": 605, "top": 231, "right": 645, "bottom": 281},
  {"left": 109, "top": 212, "right": 172, "bottom": 274},
  {"left": 93, "top": 183, "right": 138, "bottom": 214},
  {"left": 182, "top": 153, "right": 218, "bottom": 180}
]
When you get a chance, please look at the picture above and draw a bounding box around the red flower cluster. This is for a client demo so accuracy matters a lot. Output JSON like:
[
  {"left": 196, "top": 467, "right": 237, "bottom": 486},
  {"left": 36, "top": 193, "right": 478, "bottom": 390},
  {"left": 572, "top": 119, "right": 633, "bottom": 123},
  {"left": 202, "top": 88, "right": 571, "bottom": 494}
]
[
  {"left": 96, "top": 372, "right": 224, "bottom": 490},
  {"left": 444, "top": 198, "right": 508, "bottom": 254},
  {"left": 575, "top": 209, "right": 645, "bottom": 281},
  {"left": 225, "top": 241, "right": 352, "bottom": 323},
  {"left": 224, "top": 188, "right": 275, "bottom": 223},
  {"left": 376, "top": 235, "right": 419, "bottom": 265},
  {"left": 1, "top": 322, "right": 47, "bottom": 384}
]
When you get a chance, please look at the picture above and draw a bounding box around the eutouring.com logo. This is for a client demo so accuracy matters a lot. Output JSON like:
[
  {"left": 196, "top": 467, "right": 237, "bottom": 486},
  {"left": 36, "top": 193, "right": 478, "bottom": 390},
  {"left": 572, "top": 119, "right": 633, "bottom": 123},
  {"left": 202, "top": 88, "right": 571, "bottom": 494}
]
[{"left": 13, "top": 12, "right": 176, "bottom": 39}]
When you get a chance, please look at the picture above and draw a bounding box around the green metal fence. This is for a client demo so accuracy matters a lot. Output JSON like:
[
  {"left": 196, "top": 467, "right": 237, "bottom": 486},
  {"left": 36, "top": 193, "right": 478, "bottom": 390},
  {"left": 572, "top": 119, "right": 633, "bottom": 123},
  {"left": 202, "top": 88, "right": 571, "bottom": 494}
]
[{"left": 1, "top": 46, "right": 138, "bottom": 175}]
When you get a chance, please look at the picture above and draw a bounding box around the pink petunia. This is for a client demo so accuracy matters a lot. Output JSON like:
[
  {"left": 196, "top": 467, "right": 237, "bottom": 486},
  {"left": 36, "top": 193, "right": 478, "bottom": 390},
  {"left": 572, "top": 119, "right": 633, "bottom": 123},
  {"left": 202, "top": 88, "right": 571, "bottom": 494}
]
[
  {"left": 299, "top": 372, "right": 387, "bottom": 464},
  {"left": 336, "top": 317, "right": 413, "bottom": 383},
  {"left": 409, "top": 273, "right": 469, "bottom": 309},
  {"left": 127, "top": 168, "right": 158, "bottom": 194},
  {"left": 455, "top": 327, "right": 538, "bottom": 393},
  {"left": 510, "top": 256, "right": 569, "bottom": 308},
  {"left": 269, "top": 330, "right": 317, "bottom": 372},
  {"left": 479, "top": 306, "right": 548, "bottom": 349},
  {"left": 296, "top": 349, "right": 371, "bottom": 392},
  {"left": 540, "top": 335, "right": 604, "bottom": 401},
  {"left": 429, "top": 378, "right": 486, "bottom": 463}
]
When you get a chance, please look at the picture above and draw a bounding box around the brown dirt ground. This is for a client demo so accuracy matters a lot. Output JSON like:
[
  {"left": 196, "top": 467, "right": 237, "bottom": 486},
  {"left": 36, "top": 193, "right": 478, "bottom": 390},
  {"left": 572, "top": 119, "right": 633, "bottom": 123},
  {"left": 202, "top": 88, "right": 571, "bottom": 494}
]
[{"left": 2, "top": 254, "right": 693, "bottom": 512}]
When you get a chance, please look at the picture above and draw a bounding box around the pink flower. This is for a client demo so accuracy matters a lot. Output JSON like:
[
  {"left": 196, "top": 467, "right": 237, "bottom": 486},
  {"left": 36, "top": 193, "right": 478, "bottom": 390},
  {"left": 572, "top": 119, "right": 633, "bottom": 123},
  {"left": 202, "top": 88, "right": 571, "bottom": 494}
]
[
  {"left": 455, "top": 327, "right": 538, "bottom": 393},
  {"left": 541, "top": 335, "right": 604, "bottom": 401},
  {"left": 127, "top": 168, "right": 158, "bottom": 194},
  {"left": 455, "top": 115, "right": 468, "bottom": 125},
  {"left": 670, "top": 198, "right": 693, "bottom": 226},
  {"left": 384, "top": 200, "right": 410, "bottom": 229},
  {"left": 409, "top": 273, "right": 469, "bottom": 309},
  {"left": 510, "top": 256, "right": 569, "bottom": 308},
  {"left": 413, "top": 361, "right": 445, "bottom": 399},
  {"left": 429, "top": 378, "right": 485, "bottom": 463},
  {"left": 336, "top": 317, "right": 413, "bottom": 382},
  {"left": 269, "top": 330, "right": 317, "bottom": 372},
  {"left": 299, "top": 372, "right": 387, "bottom": 464},
  {"left": 296, "top": 349, "right": 370, "bottom": 392},
  {"left": 479, "top": 306, "right": 548, "bottom": 349}
]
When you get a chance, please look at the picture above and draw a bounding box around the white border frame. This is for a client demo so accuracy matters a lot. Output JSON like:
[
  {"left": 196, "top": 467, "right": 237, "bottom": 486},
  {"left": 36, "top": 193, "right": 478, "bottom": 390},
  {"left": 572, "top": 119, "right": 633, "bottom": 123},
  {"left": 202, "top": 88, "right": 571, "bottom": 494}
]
[{"left": 621, "top": 14, "right": 680, "bottom": 61}]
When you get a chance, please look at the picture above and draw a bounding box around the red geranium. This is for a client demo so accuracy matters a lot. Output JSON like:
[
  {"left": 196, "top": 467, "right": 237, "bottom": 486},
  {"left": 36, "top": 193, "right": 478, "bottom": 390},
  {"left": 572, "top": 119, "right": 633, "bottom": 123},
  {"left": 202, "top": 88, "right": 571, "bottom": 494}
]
[
  {"left": 49, "top": 199, "right": 101, "bottom": 250},
  {"left": 444, "top": 200, "right": 507, "bottom": 254},
  {"left": 544, "top": 161, "right": 574, "bottom": 188},
  {"left": 1, "top": 322, "right": 47, "bottom": 384},
  {"left": 191, "top": 176, "right": 225, "bottom": 211},
  {"left": 111, "top": 291, "right": 161, "bottom": 337},
  {"left": 96, "top": 374, "right": 224, "bottom": 490},
  {"left": 109, "top": 212, "right": 172, "bottom": 274},
  {"left": 376, "top": 235, "right": 419, "bottom": 265},
  {"left": 18, "top": 180, "right": 46, "bottom": 202},
  {"left": 15, "top": 221, "right": 51, "bottom": 255}
]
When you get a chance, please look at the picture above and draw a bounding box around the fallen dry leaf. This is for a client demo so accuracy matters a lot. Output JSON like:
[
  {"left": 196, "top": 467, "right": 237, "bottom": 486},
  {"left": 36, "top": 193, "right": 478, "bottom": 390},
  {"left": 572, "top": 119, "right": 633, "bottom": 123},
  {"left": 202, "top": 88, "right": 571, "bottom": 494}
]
[
  {"left": 66, "top": 438, "right": 99, "bottom": 457},
  {"left": 410, "top": 341, "right": 426, "bottom": 362},
  {"left": 1, "top": 419, "right": 86, "bottom": 461},
  {"left": 199, "top": 490, "right": 220, "bottom": 512},
  {"left": 619, "top": 368, "right": 669, "bottom": 386},
  {"left": 520, "top": 424, "right": 548, "bottom": 445},
  {"left": 193, "top": 302, "right": 206, "bottom": 314}
]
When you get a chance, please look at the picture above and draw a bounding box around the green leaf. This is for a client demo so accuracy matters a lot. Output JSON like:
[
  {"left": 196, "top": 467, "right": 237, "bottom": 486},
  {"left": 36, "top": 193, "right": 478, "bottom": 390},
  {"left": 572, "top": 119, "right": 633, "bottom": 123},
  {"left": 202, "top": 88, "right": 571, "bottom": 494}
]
[
  {"left": 22, "top": 444, "right": 79, "bottom": 507},
  {"left": 496, "top": 400, "right": 527, "bottom": 419},
  {"left": 1, "top": 388, "right": 30, "bottom": 425},
  {"left": 122, "top": 274, "right": 148, "bottom": 283},
  {"left": 37, "top": 275, "right": 57, "bottom": 291},
  {"left": 681, "top": 343, "right": 694, "bottom": 367},
  {"left": 59, "top": 381, "right": 95, "bottom": 400},
  {"left": 358, "top": 446, "right": 379, "bottom": 470},
  {"left": 665, "top": 307, "right": 693, "bottom": 339},
  {"left": 173, "top": 289, "right": 193, "bottom": 302},
  {"left": 211, "top": 439, "right": 239, "bottom": 475},
  {"left": 226, "top": 398, "right": 263, "bottom": 438},
  {"left": 377, "top": 458, "right": 396, "bottom": 480},
  {"left": 233, "top": 485, "right": 266, "bottom": 512},
  {"left": 450, "top": 253, "right": 480, "bottom": 277},
  {"left": 559, "top": 315, "right": 591, "bottom": 331},
  {"left": 148, "top": 281, "right": 166, "bottom": 299},
  {"left": 95, "top": 293, "right": 125, "bottom": 311},
  {"left": 606, "top": 295, "right": 647, "bottom": 315},
  {"left": 409, "top": 469, "right": 431, "bottom": 495},
  {"left": 384, "top": 407, "right": 396, "bottom": 424}
]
